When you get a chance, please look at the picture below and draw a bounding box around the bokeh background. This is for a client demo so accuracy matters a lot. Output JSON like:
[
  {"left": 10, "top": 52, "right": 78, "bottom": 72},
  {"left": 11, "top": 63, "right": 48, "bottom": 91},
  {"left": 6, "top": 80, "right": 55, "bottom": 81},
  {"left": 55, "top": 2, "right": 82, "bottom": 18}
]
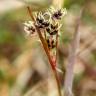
[{"left": 0, "top": 0, "right": 96, "bottom": 96}]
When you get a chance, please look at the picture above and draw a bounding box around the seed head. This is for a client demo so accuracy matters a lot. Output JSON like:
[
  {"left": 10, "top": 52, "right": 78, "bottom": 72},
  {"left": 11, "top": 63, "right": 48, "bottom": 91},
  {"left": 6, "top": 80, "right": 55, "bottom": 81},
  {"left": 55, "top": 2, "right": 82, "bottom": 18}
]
[
  {"left": 24, "top": 21, "right": 36, "bottom": 36},
  {"left": 50, "top": 7, "right": 67, "bottom": 20},
  {"left": 24, "top": 7, "right": 67, "bottom": 48}
]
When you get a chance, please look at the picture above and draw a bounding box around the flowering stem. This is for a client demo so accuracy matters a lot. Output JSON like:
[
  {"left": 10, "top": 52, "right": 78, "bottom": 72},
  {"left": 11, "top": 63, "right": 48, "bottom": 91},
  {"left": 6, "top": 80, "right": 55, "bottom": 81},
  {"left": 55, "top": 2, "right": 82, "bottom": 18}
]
[
  {"left": 27, "top": 6, "right": 62, "bottom": 96},
  {"left": 36, "top": 27, "right": 62, "bottom": 96}
]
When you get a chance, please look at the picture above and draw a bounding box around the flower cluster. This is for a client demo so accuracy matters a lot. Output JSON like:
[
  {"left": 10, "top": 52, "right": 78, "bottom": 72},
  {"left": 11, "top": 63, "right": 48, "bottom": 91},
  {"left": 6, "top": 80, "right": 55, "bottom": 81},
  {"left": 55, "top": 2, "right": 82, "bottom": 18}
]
[{"left": 24, "top": 7, "right": 67, "bottom": 51}]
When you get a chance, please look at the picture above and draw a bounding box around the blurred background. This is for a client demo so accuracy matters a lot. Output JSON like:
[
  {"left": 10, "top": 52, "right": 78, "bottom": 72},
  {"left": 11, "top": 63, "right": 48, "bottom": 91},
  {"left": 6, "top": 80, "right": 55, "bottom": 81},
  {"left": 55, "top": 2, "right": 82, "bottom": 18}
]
[{"left": 0, "top": 0, "right": 96, "bottom": 96}]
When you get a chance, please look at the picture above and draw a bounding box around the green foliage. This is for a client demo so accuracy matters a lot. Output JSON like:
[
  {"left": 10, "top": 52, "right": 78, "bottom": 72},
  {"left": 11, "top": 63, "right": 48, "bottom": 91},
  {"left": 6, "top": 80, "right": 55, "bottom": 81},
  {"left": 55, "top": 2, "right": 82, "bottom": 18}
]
[
  {"left": 20, "top": 0, "right": 52, "bottom": 11},
  {"left": 8, "top": 77, "right": 15, "bottom": 87},
  {"left": 0, "top": 69, "right": 6, "bottom": 81},
  {"left": 63, "top": 0, "right": 85, "bottom": 9},
  {"left": 82, "top": 10, "right": 96, "bottom": 26},
  {"left": 90, "top": 52, "right": 96, "bottom": 66},
  {"left": 0, "top": 12, "right": 25, "bottom": 44},
  {"left": 61, "top": 34, "right": 71, "bottom": 45},
  {"left": 0, "top": 30, "right": 12, "bottom": 44}
]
